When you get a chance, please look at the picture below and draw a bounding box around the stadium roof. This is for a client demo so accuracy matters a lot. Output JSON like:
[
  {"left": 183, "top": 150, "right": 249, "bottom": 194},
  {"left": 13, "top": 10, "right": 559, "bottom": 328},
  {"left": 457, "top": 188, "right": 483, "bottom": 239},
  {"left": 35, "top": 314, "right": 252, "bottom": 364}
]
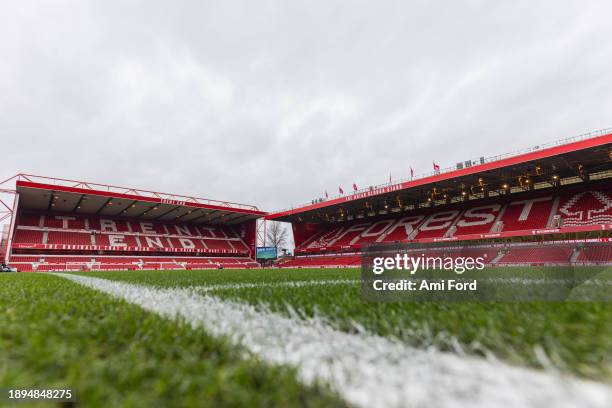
[
  {"left": 267, "top": 129, "right": 612, "bottom": 223},
  {"left": 5, "top": 174, "right": 266, "bottom": 225}
]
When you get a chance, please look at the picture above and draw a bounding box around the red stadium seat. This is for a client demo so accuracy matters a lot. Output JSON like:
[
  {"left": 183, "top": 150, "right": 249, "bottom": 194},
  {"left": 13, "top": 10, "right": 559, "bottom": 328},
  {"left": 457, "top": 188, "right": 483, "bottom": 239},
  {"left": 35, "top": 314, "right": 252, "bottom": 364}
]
[
  {"left": 48, "top": 231, "right": 92, "bottom": 245},
  {"left": 13, "top": 230, "right": 44, "bottom": 244},
  {"left": 497, "top": 246, "right": 573, "bottom": 264},
  {"left": 294, "top": 185, "right": 611, "bottom": 254},
  {"left": 10, "top": 210, "right": 257, "bottom": 270},
  {"left": 557, "top": 189, "right": 612, "bottom": 227},
  {"left": 577, "top": 245, "right": 612, "bottom": 263}
]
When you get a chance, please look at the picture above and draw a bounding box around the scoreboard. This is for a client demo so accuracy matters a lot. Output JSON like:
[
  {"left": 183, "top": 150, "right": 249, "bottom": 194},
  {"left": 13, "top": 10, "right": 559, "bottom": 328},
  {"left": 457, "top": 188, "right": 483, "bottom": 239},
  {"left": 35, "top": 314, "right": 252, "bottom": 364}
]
[{"left": 256, "top": 246, "right": 278, "bottom": 260}]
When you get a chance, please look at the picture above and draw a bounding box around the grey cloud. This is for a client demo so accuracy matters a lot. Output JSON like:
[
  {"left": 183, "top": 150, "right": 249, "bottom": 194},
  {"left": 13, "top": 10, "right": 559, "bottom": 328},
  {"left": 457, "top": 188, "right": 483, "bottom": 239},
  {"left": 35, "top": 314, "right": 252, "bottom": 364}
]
[{"left": 1, "top": 0, "right": 611, "bottom": 212}]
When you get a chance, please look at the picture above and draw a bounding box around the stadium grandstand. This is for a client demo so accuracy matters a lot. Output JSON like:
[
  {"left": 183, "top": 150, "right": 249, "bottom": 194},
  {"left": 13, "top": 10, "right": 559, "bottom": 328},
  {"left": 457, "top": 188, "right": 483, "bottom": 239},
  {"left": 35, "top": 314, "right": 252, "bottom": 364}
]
[
  {"left": 0, "top": 175, "right": 265, "bottom": 271},
  {"left": 267, "top": 129, "right": 612, "bottom": 268},
  {"left": 1, "top": 130, "right": 611, "bottom": 272}
]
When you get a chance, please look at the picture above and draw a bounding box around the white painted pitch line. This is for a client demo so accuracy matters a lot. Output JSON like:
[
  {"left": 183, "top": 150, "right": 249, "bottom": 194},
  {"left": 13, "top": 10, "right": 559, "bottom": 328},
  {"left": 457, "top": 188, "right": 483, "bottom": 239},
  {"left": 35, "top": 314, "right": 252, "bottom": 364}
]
[
  {"left": 195, "top": 278, "right": 359, "bottom": 292},
  {"left": 55, "top": 273, "right": 612, "bottom": 408}
]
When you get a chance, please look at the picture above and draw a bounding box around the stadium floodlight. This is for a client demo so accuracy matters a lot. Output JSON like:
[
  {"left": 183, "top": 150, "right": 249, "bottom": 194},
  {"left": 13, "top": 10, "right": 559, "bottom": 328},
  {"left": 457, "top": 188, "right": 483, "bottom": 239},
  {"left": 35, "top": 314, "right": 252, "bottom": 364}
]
[
  {"left": 551, "top": 174, "right": 561, "bottom": 187},
  {"left": 518, "top": 175, "right": 532, "bottom": 189}
]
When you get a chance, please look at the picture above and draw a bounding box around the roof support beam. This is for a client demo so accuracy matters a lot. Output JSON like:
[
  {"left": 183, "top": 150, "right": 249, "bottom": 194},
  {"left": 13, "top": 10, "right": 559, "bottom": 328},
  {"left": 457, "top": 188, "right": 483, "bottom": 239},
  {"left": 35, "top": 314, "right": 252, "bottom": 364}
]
[
  {"left": 152, "top": 205, "right": 181, "bottom": 220},
  {"left": 175, "top": 208, "right": 202, "bottom": 222},
  {"left": 191, "top": 210, "right": 218, "bottom": 223},
  {"left": 95, "top": 197, "right": 114, "bottom": 215},
  {"left": 226, "top": 214, "right": 255, "bottom": 224},
  {"left": 71, "top": 194, "right": 86, "bottom": 213},
  {"left": 46, "top": 191, "right": 55, "bottom": 211},
  {"left": 134, "top": 204, "right": 159, "bottom": 218},
  {"left": 206, "top": 212, "right": 229, "bottom": 224},
  {"left": 220, "top": 212, "right": 251, "bottom": 224},
  {"left": 113, "top": 200, "right": 141, "bottom": 217}
]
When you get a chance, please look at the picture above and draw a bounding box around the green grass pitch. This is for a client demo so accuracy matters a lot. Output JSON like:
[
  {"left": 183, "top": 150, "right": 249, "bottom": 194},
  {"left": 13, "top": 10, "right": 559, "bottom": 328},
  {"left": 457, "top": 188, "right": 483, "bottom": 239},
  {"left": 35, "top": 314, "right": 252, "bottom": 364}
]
[{"left": 1, "top": 267, "right": 611, "bottom": 407}]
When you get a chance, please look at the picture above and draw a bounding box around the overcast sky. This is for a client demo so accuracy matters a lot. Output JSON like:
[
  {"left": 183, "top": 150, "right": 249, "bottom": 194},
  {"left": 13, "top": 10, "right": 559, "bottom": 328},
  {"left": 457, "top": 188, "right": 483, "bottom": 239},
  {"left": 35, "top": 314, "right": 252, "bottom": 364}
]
[{"left": 1, "top": 1, "right": 612, "bottom": 213}]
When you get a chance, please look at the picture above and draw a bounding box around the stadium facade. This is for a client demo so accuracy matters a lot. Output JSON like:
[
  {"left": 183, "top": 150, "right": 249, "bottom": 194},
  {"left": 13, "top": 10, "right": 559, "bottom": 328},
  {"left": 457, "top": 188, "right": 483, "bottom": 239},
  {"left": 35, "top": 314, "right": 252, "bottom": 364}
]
[{"left": 1, "top": 128, "right": 611, "bottom": 271}]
